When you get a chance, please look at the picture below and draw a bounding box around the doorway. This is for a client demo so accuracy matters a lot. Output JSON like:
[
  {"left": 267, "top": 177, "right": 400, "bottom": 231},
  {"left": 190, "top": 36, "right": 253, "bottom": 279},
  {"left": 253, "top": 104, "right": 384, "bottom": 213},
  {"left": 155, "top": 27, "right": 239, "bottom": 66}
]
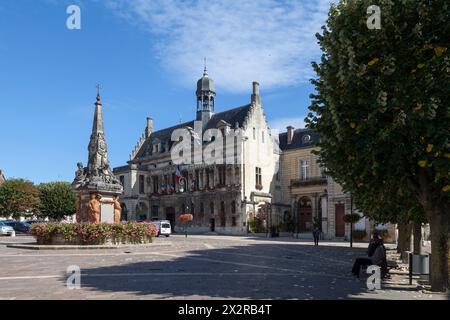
[
  {"left": 335, "top": 204, "right": 345, "bottom": 237},
  {"left": 298, "top": 197, "right": 312, "bottom": 232},
  {"left": 165, "top": 207, "right": 176, "bottom": 230},
  {"left": 210, "top": 218, "right": 215, "bottom": 232}
]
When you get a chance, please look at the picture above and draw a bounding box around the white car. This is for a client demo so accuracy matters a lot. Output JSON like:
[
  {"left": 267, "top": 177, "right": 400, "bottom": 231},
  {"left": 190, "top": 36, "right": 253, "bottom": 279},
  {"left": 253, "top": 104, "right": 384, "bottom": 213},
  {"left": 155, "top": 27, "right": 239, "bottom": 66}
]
[
  {"left": 153, "top": 220, "right": 172, "bottom": 237},
  {"left": 0, "top": 221, "right": 15, "bottom": 236}
]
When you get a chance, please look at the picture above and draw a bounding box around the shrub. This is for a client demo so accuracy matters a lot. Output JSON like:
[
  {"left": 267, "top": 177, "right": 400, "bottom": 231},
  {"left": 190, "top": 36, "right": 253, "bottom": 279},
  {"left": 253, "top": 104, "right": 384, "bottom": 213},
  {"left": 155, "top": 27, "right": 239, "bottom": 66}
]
[
  {"left": 352, "top": 230, "right": 367, "bottom": 240},
  {"left": 29, "top": 222, "right": 157, "bottom": 245}
]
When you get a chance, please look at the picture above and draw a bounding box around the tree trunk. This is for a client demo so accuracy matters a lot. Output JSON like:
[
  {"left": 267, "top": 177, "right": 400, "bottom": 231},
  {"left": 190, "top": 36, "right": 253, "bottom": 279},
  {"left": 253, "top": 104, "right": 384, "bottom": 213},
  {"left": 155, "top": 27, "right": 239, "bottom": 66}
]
[
  {"left": 413, "top": 222, "right": 422, "bottom": 255},
  {"left": 407, "top": 171, "right": 449, "bottom": 291},
  {"left": 397, "top": 222, "right": 412, "bottom": 254},
  {"left": 428, "top": 206, "right": 449, "bottom": 292}
]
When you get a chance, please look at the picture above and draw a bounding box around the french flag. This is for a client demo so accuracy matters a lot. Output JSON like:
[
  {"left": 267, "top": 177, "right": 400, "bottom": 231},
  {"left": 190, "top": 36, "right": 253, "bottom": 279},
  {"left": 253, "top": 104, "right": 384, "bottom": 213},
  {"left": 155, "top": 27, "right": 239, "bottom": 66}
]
[{"left": 175, "top": 165, "right": 183, "bottom": 184}]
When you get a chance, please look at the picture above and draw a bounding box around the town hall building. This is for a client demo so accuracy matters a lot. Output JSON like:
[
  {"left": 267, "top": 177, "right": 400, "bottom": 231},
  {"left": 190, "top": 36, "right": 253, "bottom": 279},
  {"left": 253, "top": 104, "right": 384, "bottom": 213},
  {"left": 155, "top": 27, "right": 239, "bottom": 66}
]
[
  {"left": 113, "top": 67, "right": 395, "bottom": 241},
  {"left": 114, "top": 67, "right": 279, "bottom": 235}
]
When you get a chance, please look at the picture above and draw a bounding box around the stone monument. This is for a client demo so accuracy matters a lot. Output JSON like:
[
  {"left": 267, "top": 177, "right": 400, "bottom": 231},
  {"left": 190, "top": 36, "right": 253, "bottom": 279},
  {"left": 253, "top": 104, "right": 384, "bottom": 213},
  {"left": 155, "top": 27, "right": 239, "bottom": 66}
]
[{"left": 72, "top": 88, "right": 123, "bottom": 223}]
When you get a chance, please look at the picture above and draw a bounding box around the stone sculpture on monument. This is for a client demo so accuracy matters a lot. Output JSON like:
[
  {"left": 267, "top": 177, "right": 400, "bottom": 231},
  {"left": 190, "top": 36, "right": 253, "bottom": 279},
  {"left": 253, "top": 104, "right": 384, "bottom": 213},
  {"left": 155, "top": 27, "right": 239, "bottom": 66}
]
[{"left": 72, "top": 87, "right": 123, "bottom": 223}]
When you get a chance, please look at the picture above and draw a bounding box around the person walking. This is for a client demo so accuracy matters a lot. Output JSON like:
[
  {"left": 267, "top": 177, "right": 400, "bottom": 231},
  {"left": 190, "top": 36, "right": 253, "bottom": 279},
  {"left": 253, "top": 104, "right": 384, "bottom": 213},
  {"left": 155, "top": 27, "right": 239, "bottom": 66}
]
[{"left": 312, "top": 225, "right": 321, "bottom": 246}]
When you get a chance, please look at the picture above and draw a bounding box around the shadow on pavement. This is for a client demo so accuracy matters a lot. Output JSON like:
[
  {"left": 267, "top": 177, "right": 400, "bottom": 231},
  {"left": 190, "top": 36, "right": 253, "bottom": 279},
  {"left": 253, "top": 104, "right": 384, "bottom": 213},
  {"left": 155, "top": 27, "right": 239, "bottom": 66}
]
[{"left": 62, "top": 242, "right": 422, "bottom": 299}]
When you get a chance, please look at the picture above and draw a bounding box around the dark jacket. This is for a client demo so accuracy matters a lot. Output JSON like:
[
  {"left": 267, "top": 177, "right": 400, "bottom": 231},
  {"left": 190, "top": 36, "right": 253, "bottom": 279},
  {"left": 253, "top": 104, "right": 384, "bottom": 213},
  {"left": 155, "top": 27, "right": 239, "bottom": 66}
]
[
  {"left": 370, "top": 245, "right": 386, "bottom": 266},
  {"left": 367, "top": 241, "right": 378, "bottom": 257}
]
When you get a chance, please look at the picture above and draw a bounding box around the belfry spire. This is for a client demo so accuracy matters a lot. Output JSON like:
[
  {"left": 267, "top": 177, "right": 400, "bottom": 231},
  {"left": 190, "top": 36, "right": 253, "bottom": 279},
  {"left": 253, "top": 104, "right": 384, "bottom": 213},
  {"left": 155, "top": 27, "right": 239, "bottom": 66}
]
[
  {"left": 203, "top": 57, "right": 208, "bottom": 76},
  {"left": 196, "top": 60, "right": 216, "bottom": 124}
]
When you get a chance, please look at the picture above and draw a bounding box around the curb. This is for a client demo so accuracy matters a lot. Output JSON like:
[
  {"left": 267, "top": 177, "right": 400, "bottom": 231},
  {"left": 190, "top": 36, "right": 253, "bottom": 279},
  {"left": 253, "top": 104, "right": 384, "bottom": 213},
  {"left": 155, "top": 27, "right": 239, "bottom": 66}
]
[{"left": 6, "top": 242, "right": 172, "bottom": 250}]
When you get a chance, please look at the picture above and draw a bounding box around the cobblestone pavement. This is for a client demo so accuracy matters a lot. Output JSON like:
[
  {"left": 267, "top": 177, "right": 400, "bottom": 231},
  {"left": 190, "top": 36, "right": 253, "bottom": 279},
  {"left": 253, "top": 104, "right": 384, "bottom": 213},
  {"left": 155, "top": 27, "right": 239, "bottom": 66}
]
[{"left": 0, "top": 235, "right": 447, "bottom": 300}]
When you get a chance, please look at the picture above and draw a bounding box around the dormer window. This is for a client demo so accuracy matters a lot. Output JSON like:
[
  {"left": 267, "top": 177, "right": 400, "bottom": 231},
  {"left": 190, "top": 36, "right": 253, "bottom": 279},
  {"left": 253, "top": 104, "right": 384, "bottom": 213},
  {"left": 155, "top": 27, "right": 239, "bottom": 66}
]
[
  {"left": 152, "top": 140, "right": 161, "bottom": 154},
  {"left": 217, "top": 120, "right": 231, "bottom": 138},
  {"left": 302, "top": 134, "right": 311, "bottom": 144}
]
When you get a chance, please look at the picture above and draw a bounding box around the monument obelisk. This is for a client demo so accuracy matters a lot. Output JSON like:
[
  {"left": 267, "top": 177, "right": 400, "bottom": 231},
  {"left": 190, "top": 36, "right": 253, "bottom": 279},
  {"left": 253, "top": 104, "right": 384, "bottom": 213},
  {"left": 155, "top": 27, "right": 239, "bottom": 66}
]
[{"left": 72, "top": 87, "right": 123, "bottom": 223}]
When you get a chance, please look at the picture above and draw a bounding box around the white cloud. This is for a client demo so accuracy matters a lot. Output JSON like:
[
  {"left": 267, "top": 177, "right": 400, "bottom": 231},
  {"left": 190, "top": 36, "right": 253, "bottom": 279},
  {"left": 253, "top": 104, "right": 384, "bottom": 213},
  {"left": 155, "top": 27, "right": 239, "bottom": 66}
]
[
  {"left": 105, "top": 0, "right": 333, "bottom": 93},
  {"left": 270, "top": 116, "right": 306, "bottom": 133}
]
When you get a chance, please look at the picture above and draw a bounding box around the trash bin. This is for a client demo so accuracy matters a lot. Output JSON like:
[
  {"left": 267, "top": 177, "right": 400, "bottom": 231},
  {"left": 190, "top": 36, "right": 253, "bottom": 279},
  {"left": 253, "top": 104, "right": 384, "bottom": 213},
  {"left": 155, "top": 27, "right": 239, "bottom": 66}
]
[
  {"left": 408, "top": 252, "right": 431, "bottom": 284},
  {"left": 412, "top": 254, "right": 430, "bottom": 275}
]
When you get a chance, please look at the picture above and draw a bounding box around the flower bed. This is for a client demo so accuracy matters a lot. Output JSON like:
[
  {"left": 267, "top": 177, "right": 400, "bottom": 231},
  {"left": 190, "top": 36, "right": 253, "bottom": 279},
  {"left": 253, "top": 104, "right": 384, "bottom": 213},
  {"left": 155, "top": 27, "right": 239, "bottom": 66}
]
[
  {"left": 29, "top": 222, "right": 158, "bottom": 245},
  {"left": 352, "top": 230, "right": 367, "bottom": 240}
]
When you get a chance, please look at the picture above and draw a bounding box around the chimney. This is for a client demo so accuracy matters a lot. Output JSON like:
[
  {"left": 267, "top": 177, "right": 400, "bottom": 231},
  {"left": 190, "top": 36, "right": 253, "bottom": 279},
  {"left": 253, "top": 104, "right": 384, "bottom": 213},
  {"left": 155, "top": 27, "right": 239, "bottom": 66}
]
[
  {"left": 287, "top": 126, "right": 294, "bottom": 144},
  {"left": 251, "top": 81, "right": 261, "bottom": 105},
  {"left": 146, "top": 117, "right": 153, "bottom": 138}
]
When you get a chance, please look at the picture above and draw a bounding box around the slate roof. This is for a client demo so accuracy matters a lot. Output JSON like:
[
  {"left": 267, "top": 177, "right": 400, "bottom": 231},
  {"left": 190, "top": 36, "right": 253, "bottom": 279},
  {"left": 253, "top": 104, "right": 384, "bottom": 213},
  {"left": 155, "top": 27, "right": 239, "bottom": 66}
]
[
  {"left": 278, "top": 128, "right": 320, "bottom": 151},
  {"left": 134, "top": 104, "right": 252, "bottom": 160}
]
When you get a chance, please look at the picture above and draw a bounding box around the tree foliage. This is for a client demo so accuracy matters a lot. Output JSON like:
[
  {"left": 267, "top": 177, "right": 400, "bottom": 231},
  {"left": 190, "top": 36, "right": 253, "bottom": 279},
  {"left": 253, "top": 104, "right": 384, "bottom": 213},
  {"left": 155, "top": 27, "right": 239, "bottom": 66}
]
[
  {"left": 37, "top": 182, "right": 76, "bottom": 221},
  {"left": 0, "top": 179, "right": 39, "bottom": 219},
  {"left": 306, "top": 0, "right": 450, "bottom": 290}
]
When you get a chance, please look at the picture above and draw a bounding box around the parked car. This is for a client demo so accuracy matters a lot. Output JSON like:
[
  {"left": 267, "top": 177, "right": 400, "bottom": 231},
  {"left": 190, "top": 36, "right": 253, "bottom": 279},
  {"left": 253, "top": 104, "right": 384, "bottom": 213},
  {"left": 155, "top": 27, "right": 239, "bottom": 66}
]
[
  {"left": 0, "top": 221, "right": 15, "bottom": 236},
  {"left": 4, "top": 221, "right": 31, "bottom": 234},
  {"left": 152, "top": 220, "right": 172, "bottom": 237},
  {"left": 26, "top": 220, "right": 47, "bottom": 225}
]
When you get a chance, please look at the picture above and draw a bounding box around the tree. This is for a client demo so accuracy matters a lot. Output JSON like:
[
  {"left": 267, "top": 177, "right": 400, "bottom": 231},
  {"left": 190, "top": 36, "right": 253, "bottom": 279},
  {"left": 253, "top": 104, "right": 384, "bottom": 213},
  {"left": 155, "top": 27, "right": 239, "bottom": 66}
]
[
  {"left": 351, "top": 180, "right": 426, "bottom": 256},
  {"left": 37, "top": 182, "right": 76, "bottom": 221},
  {"left": 306, "top": 0, "right": 450, "bottom": 291},
  {"left": 0, "top": 179, "right": 39, "bottom": 219}
]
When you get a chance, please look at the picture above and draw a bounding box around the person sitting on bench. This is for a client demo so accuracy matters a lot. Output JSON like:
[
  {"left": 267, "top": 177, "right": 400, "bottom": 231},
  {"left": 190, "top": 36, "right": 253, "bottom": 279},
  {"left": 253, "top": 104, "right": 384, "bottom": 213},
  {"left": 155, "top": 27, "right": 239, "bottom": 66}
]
[
  {"left": 352, "top": 237, "right": 386, "bottom": 278},
  {"left": 367, "top": 232, "right": 380, "bottom": 257}
]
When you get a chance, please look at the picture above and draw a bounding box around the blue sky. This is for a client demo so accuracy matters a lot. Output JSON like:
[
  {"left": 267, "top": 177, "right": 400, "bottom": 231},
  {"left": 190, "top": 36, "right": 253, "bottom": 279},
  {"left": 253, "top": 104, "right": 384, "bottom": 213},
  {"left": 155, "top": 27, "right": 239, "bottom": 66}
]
[{"left": 0, "top": 0, "right": 332, "bottom": 183}]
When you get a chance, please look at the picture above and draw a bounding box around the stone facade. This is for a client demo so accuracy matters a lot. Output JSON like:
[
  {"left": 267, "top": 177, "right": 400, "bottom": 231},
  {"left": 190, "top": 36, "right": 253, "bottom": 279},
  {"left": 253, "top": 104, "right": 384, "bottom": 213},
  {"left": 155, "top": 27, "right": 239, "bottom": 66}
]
[
  {"left": 114, "top": 69, "right": 278, "bottom": 234},
  {"left": 277, "top": 127, "right": 395, "bottom": 242}
]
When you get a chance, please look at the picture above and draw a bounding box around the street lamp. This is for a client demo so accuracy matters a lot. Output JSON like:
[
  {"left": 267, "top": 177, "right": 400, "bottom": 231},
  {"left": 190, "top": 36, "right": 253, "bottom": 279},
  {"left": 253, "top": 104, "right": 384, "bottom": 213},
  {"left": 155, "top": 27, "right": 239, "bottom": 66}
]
[
  {"left": 350, "top": 195, "right": 353, "bottom": 248},
  {"left": 241, "top": 136, "right": 249, "bottom": 231}
]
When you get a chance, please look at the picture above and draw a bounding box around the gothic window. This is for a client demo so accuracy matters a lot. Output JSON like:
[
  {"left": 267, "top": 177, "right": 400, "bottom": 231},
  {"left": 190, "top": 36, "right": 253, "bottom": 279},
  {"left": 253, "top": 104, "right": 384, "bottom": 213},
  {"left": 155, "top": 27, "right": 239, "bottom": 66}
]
[
  {"left": 139, "top": 175, "right": 145, "bottom": 194},
  {"left": 220, "top": 201, "right": 226, "bottom": 227},
  {"left": 195, "top": 170, "right": 200, "bottom": 189},
  {"left": 210, "top": 202, "right": 214, "bottom": 215},
  {"left": 152, "top": 176, "right": 159, "bottom": 193},
  {"left": 218, "top": 166, "right": 226, "bottom": 186},
  {"left": 231, "top": 200, "right": 236, "bottom": 214},
  {"left": 119, "top": 175, "right": 125, "bottom": 187},
  {"left": 206, "top": 170, "right": 210, "bottom": 188},
  {"left": 200, "top": 202, "right": 205, "bottom": 218},
  {"left": 151, "top": 206, "right": 159, "bottom": 217},
  {"left": 255, "top": 167, "right": 262, "bottom": 186},
  {"left": 300, "top": 160, "right": 309, "bottom": 180}
]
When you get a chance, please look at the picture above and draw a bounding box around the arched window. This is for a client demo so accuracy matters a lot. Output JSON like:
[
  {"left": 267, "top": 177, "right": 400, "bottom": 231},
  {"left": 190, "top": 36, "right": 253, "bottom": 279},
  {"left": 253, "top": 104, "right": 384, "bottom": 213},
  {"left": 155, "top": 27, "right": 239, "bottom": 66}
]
[
  {"left": 220, "top": 201, "right": 226, "bottom": 227},
  {"left": 199, "top": 202, "right": 205, "bottom": 219},
  {"left": 231, "top": 200, "right": 236, "bottom": 214}
]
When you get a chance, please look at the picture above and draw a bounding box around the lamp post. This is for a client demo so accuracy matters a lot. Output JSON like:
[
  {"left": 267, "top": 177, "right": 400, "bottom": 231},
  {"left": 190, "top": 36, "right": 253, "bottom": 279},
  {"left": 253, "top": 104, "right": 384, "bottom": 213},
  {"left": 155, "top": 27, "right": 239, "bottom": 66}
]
[
  {"left": 350, "top": 195, "right": 353, "bottom": 248},
  {"left": 241, "top": 136, "right": 249, "bottom": 232}
]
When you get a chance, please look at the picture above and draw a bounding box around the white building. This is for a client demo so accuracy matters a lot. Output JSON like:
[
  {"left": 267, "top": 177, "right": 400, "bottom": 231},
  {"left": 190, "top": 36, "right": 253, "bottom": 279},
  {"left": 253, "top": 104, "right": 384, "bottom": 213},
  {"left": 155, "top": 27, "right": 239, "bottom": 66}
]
[{"left": 114, "top": 68, "right": 279, "bottom": 234}]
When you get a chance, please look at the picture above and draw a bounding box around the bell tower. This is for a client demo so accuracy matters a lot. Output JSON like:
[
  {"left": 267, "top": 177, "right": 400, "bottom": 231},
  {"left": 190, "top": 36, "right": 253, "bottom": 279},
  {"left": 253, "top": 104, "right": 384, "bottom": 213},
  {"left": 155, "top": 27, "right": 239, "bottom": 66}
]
[{"left": 196, "top": 59, "right": 216, "bottom": 125}]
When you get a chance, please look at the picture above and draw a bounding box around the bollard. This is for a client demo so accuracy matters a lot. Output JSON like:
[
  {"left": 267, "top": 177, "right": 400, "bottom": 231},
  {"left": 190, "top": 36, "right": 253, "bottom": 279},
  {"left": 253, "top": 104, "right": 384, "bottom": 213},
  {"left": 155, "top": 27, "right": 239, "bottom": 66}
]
[{"left": 409, "top": 252, "right": 413, "bottom": 285}]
